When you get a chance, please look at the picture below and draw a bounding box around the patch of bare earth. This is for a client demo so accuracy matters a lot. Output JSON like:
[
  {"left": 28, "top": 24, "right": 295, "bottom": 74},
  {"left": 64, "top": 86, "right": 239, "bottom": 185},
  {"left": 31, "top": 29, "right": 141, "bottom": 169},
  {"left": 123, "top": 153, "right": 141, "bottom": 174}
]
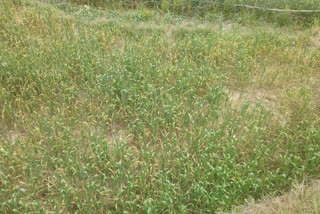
[
  {"left": 229, "top": 89, "right": 278, "bottom": 107},
  {"left": 313, "top": 28, "right": 320, "bottom": 49},
  {"left": 228, "top": 88, "right": 288, "bottom": 125},
  {"left": 310, "top": 74, "right": 320, "bottom": 116}
]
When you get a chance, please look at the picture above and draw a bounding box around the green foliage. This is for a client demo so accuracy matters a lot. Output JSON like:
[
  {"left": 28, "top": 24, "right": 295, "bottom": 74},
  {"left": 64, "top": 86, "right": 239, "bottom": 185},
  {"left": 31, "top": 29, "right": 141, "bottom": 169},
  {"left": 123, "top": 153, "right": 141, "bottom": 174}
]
[{"left": 0, "top": 0, "right": 319, "bottom": 213}]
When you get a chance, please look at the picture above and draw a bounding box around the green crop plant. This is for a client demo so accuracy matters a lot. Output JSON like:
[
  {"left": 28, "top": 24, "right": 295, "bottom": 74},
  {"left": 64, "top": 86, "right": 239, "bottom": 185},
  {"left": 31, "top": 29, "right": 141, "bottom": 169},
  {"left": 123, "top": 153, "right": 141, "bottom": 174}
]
[{"left": 0, "top": 0, "right": 319, "bottom": 213}]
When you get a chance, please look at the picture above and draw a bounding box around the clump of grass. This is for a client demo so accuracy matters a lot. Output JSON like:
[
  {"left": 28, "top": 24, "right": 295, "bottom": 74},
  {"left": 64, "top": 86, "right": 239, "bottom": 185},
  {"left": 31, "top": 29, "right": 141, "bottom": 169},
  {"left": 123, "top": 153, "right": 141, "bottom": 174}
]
[{"left": 0, "top": 0, "right": 319, "bottom": 213}]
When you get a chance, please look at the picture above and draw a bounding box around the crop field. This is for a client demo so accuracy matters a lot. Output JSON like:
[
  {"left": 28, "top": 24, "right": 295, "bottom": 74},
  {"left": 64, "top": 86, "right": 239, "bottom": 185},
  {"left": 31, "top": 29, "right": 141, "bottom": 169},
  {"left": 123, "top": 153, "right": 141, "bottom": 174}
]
[{"left": 0, "top": 0, "right": 320, "bottom": 213}]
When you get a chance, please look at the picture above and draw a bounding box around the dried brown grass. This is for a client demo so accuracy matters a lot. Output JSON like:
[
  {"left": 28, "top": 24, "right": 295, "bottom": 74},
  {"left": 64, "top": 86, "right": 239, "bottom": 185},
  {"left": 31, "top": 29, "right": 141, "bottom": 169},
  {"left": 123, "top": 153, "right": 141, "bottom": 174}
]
[{"left": 231, "top": 180, "right": 320, "bottom": 214}]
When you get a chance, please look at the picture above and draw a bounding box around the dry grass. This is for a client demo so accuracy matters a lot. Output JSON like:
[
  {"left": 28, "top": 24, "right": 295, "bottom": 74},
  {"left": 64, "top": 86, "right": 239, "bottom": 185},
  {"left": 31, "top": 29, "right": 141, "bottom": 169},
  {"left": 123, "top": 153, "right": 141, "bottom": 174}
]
[{"left": 231, "top": 180, "right": 320, "bottom": 214}]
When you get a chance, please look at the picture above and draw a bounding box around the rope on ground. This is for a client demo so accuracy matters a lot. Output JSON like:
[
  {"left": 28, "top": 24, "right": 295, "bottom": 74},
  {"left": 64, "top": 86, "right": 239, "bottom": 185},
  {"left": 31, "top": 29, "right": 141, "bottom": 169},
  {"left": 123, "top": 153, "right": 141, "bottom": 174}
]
[
  {"left": 189, "top": 0, "right": 320, "bottom": 13},
  {"left": 53, "top": 0, "right": 320, "bottom": 13},
  {"left": 169, "top": 0, "right": 320, "bottom": 13},
  {"left": 234, "top": 4, "right": 320, "bottom": 13}
]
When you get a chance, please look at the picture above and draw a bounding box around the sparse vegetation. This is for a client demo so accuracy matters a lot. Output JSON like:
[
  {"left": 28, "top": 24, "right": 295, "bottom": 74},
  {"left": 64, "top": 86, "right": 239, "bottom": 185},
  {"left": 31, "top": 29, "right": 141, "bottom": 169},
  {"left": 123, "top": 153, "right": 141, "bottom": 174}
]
[{"left": 0, "top": 0, "right": 319, "bottom": 213}]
